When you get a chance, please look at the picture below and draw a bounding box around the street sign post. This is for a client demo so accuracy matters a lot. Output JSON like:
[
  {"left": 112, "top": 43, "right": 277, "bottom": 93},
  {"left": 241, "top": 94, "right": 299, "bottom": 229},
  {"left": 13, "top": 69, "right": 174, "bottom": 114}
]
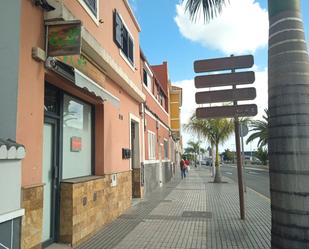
[
  {"left": 195, "top": 88, "right": 256, "bottom": 104},
  {"left": 195, "top": 71, "right": 255, "bottom": 88},
  {"left": 196, "top": 104, "right": 257, "bottom": 119},
  {"left": 194, "top": 55, "right": 254, "bottom": 73},
  {"left": 240, "top": 123, "right": 249, "bottom": 193},
  {"left": 240, "top": 123, "right": 249, "bottom": 137},
  {"left": 194, "top": 54, "right": 257, "bottom": 220}
]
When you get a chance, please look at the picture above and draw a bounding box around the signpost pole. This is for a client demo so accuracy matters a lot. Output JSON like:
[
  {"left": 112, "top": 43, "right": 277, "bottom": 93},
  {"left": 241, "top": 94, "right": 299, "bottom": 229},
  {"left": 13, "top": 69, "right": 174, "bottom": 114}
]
[
  {"left": 240, "top": 125, "right": 247, "bottom": 192},
  {"left": 232, "top": 64, "right": 245, "bottom": 220},
  {"left": 194, "top": 53, "right": 256, "bottom": 221}
]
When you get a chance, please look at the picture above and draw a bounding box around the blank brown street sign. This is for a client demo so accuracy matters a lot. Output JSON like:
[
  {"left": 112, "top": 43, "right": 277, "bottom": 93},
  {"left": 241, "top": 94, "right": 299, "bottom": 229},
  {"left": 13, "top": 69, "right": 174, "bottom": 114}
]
[
  {"left": 196, "top": 87, "right": 256, "bottom": 104},
  {"left": 194, "top": 55, "right": 254, "bottom": 73},
  {"left": 196, "top": 104, "right": 257, "bottom": 119},
  {"left": 195, "top": 71, "right": 255, "bottom": 88}
]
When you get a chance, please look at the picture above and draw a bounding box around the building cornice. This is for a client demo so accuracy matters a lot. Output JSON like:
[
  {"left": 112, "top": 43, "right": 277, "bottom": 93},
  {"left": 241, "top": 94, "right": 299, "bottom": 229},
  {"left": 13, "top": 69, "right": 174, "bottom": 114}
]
[{"left": 123, "top": 0, "right": 141, "bottom": 32}]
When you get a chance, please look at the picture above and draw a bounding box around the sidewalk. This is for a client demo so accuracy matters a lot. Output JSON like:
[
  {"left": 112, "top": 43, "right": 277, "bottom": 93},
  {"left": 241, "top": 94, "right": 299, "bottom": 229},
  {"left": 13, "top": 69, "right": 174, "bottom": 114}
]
[{"left": 54, "top": 167, "right": 271, "bottom": 249}]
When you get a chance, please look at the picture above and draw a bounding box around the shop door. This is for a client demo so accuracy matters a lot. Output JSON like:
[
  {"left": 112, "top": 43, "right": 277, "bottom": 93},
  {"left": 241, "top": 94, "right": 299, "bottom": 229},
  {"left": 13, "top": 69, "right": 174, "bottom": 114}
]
[
  {"left": 131, "top": 121, "right": 141, "bottom": 198},
  {"left": 42, "top": 119, "right": 59, "bottom": 247}
]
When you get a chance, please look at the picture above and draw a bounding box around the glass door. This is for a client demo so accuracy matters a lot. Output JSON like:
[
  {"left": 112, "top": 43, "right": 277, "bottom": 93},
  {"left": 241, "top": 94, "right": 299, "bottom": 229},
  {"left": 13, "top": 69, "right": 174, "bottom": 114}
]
[{"left": 42, "top": 119, "right": 58, "bottom": 247}]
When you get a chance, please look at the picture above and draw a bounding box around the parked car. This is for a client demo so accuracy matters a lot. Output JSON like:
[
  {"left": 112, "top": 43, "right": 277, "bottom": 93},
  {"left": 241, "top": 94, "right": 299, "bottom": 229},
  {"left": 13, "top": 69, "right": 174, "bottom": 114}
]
[
  {"left": 206, "top": 159, "right": 213, "bottom": 166},
  {"left": 251, "top": 157, "right": 262, "bottom": 165}
]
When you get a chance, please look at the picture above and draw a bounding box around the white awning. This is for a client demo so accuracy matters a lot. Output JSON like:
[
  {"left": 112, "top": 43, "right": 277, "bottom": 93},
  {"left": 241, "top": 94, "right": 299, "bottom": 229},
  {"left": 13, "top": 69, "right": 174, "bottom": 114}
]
[
  {"left": 75, "top": 69, "right": 120, "bottom": 108},
  {"left": 45, "top": 57, "right": 120, "bottom": 108}
]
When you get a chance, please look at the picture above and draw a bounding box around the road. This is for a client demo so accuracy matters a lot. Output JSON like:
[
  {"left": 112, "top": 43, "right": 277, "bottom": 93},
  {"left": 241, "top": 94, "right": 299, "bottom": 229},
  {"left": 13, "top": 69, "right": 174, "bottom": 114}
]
[{"left": 218, "top": 163, "right": 270, "bottom": 198}]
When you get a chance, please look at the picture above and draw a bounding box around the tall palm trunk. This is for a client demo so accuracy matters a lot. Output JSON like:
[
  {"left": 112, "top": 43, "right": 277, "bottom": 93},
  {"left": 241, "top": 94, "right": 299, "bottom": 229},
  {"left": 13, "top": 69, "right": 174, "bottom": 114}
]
[
  {"left": 268, "top": 0, "right": 309, "bottom": 248},
  {"left": 213, "top": 142, "right": 222, "bottom": 182}
]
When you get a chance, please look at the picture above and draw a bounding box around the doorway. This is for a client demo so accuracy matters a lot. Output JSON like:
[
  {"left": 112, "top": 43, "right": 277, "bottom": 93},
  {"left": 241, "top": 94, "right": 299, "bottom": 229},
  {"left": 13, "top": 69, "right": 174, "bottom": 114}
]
[
  {"left": 42, "top": 118, "right": 59, "bottom": 247},
  {"left": 130, "top": 118, "right": 140, "bottom": 198}
]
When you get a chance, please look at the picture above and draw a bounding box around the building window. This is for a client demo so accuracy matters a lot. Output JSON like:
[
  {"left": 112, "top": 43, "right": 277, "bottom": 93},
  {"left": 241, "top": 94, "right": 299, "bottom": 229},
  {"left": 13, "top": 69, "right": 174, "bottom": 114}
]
[
  {"left": 44, "top": 84, "right": 59, "bottom": 114},
  {"left": 164, "top": 140, "right": 169, "bottom": 159},
  {"left": 62, "top": 94, "right": 93, "bottom": 179},
  {"left": 83, "top": 0, "right": 97, "bottom": 17},
  {"left": 143, "top": 69, "right": 148, "bottom": 86},
  {"left": 148, "top": 131, "right": 156, "bottom": 160},
  {"left": 143, "top": 68, "right": 152, "bottom": 92},
  {"left": 114, "top": 10, "right": 134, "bottom": 65}
]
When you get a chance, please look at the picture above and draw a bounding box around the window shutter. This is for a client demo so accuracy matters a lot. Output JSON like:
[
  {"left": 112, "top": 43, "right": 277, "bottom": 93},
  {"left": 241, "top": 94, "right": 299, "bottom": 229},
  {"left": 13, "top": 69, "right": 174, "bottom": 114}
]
[
  {"left": 114, "top": 11, "right": 123, "bottom": 48},
  {"left": 143, "top": 69, "right": 148, "bottom": 86},
  {"left": 122, "top": 28, "right": 128, "bottom": 56},
  {"left": 128, "top": 35, "right": 134, "bottom": 64}
]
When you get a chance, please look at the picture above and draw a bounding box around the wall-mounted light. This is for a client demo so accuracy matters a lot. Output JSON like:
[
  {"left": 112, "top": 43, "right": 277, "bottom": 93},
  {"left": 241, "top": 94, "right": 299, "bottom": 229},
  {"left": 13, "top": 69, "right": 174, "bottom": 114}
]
[{"left": 33, "top": 0, "right": 55, "bottom": 12}]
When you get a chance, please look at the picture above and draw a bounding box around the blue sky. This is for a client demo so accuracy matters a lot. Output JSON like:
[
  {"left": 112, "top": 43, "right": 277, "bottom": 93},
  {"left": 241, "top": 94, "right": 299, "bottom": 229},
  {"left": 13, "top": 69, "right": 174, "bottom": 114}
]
[{"left": 130, "top": 0, "right": 309, "bottom": 151}]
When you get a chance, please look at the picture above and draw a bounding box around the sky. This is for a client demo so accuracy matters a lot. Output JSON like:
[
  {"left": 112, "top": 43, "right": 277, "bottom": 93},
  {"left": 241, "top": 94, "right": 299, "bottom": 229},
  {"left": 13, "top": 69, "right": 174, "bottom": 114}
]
[{"left": 129, "top": 0, "right": 309, "bottom": 152}]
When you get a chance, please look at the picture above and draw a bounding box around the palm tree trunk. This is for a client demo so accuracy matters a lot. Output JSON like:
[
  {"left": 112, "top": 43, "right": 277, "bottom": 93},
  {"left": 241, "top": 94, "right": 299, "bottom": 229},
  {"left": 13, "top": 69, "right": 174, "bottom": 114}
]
[
  {"left": 214, "top": 142, "right": 222, "bottom": 183},
  {"left": 268, "top": 0, "right": 309, "bottom": 248}
]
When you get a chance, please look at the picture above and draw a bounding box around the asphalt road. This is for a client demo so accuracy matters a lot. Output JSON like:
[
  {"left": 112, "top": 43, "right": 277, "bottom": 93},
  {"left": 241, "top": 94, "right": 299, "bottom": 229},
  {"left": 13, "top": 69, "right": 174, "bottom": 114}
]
[{"left": 218, "top": 164, "right": 270, "bottom": 198}]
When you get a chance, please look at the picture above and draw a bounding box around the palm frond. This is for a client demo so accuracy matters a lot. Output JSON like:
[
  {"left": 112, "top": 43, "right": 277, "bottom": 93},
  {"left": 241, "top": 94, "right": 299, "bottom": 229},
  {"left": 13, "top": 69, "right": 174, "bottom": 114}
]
[
  {"left": 246, "top": 109, "right": 268, "bottom": 147},
  {"left": 184, "top": 0, "right": 228, "bottom": 22}
]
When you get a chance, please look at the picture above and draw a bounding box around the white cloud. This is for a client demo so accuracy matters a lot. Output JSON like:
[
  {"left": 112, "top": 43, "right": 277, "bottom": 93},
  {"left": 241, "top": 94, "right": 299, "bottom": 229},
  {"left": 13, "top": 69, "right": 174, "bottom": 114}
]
[
  {"left": 174, "top": 68, "right": 268, "bottom": 151},
  {"left": 174, "top": 0, "right": 268, "bottom": 54}
]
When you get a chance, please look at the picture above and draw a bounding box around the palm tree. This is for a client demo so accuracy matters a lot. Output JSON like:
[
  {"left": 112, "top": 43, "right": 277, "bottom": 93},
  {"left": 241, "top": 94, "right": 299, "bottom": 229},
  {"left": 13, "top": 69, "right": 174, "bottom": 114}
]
[
  {"left": 255, "top": 147, "right": 268, "bottom": 165},
  {"left": 183, "top": 0, "right": 309, "bottom": 247},
  {"left": 184, "top": 115, "right": 234, "bottom": 182},
  {"left": 184, "top": 140, "right": 201, "bottom": 166},
  {"left": 246, "top": 109, "right": 268, "bottom": 148}
]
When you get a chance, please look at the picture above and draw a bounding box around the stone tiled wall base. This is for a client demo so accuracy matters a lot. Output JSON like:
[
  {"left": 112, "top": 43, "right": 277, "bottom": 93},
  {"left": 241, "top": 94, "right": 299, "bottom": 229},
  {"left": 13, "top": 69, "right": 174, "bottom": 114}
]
[
  {"left": 21, "top": 185, "right": 43, "bottom": 249},
  {"left": 60, "top": 171, "right": 132, "bottom": 247},
  {"left": 144, "top": 163, "right": 160, "bottom": 196},
  {"left": 144, "top": 162, "right": 173, "bottom": 196},
  {"left": 163, "top": 162, "right": 172, "bottom": 184},
  {"left": 132, "top": 168, "right": 143, "bottom": 198}
]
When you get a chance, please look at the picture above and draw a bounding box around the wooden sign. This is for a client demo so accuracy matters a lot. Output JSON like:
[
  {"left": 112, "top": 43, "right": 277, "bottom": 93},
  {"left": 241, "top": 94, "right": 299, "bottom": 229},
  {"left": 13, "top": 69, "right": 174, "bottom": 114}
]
[
  {"left": 194, "top": 55, "right": 254, "bottom": 73},
  {"left": 195, "top": 71, "right": 255, "bottom": 88},
  {"left": 196, "top": 104, "right": 257, "bottom": 119},
  {"left": 47, "top": 20, "right": 82, "bottom": 57},
  {"left": 196, "top": 87, "right": 256, "bottom": 104}
]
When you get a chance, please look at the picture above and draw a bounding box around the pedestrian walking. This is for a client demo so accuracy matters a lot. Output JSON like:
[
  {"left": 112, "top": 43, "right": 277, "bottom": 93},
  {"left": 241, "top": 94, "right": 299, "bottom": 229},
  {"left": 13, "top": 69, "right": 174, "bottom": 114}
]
[
  {"left": 180, "top": 158, "right": 187, "bottom": 179},
  {"left": 184, "top": 158, "right": 190, "bottom": 174}
]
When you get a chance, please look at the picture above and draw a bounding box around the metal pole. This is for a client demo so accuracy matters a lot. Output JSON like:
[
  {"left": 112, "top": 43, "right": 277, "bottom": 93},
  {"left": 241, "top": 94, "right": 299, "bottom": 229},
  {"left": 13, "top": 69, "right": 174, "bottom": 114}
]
[
  {"left": 232, "top": 56, "right": 245, "bottom": 220},
  {"left": 234, "top": 118, "right": 245, "bottom": 220},
  {"left": 240, "top": 124, "right": 247, "bottom": 192},
  {"left": 198, "top": 133, "right": 201, "bottom": 168}
]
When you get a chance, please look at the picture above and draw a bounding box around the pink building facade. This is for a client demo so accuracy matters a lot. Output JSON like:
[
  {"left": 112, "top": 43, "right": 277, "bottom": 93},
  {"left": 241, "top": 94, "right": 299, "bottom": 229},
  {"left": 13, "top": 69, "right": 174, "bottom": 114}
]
[
  {"left": 0, "top": 1, "right": 180, "bottom": 248},
  {"left": 140, "top": 53, "right": 176, "bottom": 194}
]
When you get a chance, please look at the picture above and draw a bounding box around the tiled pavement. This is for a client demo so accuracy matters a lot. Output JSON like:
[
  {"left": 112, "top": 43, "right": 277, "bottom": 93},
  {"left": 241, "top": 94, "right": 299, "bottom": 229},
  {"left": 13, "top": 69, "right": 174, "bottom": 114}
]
[{"left": 51, "top": 166, "right": 271, "bottom": 249}]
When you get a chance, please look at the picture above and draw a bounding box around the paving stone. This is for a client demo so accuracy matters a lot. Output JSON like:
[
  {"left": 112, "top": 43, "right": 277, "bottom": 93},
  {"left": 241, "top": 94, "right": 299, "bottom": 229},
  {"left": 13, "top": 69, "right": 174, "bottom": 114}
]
[{"left": 68, "top": 167, "right": 272, "bottom": 249}]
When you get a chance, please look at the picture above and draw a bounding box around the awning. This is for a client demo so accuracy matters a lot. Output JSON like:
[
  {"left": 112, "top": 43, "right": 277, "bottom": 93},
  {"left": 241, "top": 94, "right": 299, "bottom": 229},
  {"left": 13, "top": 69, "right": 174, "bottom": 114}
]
[
  {"left": 74, "top": 69, "right": 120, "bottom": 108},
  {"left": 45, "top": 57, "right": 120, "bottom": 108}
]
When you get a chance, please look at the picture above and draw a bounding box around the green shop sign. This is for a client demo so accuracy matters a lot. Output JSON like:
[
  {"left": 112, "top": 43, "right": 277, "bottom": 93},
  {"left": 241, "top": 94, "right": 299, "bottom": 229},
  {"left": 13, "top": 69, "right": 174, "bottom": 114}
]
[{"left": 47, "top": 20, "right": 82, "bottom": 57}]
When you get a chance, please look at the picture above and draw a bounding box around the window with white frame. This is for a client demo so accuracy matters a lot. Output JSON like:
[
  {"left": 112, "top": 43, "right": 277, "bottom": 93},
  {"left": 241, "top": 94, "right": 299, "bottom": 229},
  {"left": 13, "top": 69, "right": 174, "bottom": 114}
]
[
  {"left": 114, "top": 10, "right": 134, "bottom": 65},
  {"left": 79, "top": 0, "right": 99, "bottom": 20},
  {"left": 164, "top": 139, "right": 169, "bottom": 159},
  {"left": 143, "top": 68, "right": 152, "bottom": 92},
  {"left": 83, "top": 0, "right": 97, "bottom": 16},
  {"left": 148, "top": 131, "right": 156, "bottom": 160}
]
